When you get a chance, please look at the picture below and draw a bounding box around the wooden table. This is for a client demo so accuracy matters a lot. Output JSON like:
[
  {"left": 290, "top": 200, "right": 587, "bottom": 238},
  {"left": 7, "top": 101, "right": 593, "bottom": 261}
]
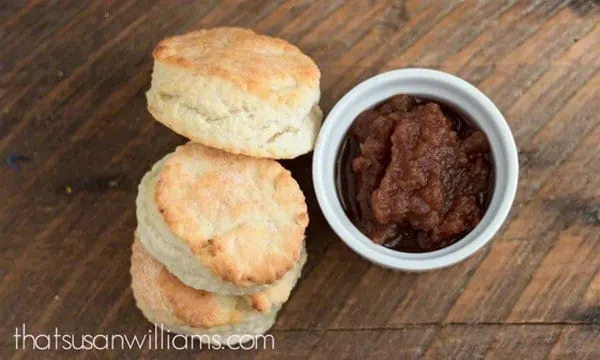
[{"left": 2, "top": 1, "right": 599, "bottom": 359}]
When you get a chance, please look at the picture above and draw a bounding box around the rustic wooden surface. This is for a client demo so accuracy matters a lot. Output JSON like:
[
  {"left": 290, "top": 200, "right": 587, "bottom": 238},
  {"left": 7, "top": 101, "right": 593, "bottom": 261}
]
[{"left": 1, "top": 0, "right": 600, "bottom": 359}]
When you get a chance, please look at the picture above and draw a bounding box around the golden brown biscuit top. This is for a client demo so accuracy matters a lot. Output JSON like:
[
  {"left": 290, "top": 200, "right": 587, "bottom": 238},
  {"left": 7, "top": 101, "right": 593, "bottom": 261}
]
[
  {"left": 152, "top": 27, "right": 320, "bottom": 105},
  {"left": 155, "top": 142, "right": 308, "bottom": 287}
]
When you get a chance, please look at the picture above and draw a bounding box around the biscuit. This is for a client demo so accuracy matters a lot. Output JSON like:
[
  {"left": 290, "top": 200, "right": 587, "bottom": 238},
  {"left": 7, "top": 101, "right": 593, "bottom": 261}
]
[
  {"left": 136, "top": 142, "right": 308, "bottom": 295},
  {"left": 130, "top": 236, "right": 306, "bottom": 345},
  {"left": 146, "top": 27, "right": 322, "bottom": 159}
]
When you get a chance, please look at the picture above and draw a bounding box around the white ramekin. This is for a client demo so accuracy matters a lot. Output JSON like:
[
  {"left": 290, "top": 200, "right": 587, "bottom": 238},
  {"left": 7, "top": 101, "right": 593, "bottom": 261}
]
[{"left": 312, "top": 68, "right": 519, "bottom": 271}]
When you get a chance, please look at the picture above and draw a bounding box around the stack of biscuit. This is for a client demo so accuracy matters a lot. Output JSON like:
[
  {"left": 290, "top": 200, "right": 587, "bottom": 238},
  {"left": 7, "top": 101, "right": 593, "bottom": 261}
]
[{"left": 131, "top": 28, "right": 322, "bottom": 344}]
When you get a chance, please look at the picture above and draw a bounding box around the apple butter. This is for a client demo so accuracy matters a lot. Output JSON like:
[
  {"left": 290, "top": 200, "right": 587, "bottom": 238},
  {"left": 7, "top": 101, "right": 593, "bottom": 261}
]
[{"left": 336, "top": 95, "right": 493, "bottom": 252}]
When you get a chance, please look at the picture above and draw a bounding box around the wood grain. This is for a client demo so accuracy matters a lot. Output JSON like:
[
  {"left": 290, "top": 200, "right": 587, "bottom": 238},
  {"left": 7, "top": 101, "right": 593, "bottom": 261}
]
[{"left": 1, "top": 0, "right": 599, "bottom": 359}]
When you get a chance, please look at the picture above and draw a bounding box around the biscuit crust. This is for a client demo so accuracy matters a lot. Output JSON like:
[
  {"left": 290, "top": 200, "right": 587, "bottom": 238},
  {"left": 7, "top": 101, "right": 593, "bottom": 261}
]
[
  {"left": 136, "top": 143, "right": 308, "bottom": 293},
  {"left": 152, "top": 27, "right": 320, "bottom": 107},
  {"left": 130, "top": 236, "right": 306, "bottom": 340},
  {"left": 146, "top": 27, "right": 322, "bottom": 159}
]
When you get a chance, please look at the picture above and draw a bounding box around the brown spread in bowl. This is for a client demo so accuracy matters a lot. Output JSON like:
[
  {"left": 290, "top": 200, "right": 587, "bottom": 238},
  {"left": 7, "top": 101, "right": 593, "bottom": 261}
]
[{"left": 336, "top": 95, "right": 493, "bottom": 253}]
